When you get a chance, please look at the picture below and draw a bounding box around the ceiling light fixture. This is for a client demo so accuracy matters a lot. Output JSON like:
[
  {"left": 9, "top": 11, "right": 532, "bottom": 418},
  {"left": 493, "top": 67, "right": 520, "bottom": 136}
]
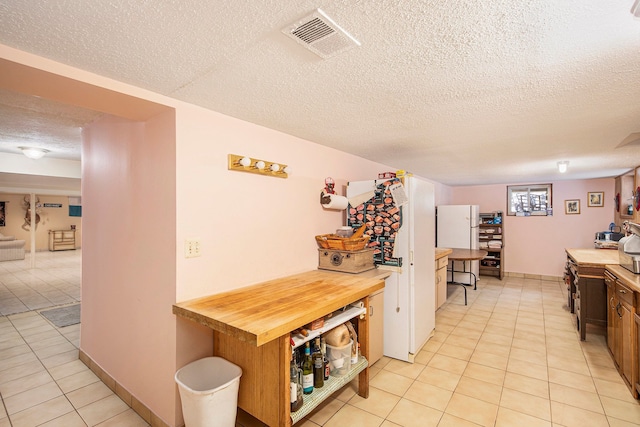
[
  {"left": 19, "top": 147, "right": 49, "bottom": 160},
  {"left": 557, "top": 161, "right": 569, "bottom": 173},
  {"left": 632, "top": 0, "right": 640, "bottom": 19}
]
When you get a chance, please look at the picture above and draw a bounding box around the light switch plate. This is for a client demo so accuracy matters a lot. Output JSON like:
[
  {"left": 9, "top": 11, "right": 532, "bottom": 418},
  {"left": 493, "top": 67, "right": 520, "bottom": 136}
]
[{"left": 185, "top": 239, "right": 201, "bottom": 258}]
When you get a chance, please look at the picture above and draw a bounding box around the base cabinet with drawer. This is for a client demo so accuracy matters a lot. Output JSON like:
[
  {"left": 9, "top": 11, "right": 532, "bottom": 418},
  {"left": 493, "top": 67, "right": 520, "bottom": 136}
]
[
  {"left": 435, "top": 255, "right": 448, "bottom": 310},
  {"left": 604, "top": 268, "right": 638, "bottom": 398},
  {"left": 368, "top": 289, "right": 384, "bottom": 366}
]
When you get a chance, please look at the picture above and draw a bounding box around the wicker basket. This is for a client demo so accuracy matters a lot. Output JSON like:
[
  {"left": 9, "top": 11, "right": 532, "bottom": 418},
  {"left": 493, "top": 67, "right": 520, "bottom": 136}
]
[
  {"left": 343, "top": 236, "right": 369, "bottom": 251},
  {"left": 315, "top": 234, "right": 370, "bottom": 251},
  {"left": 315, "top": 234, "right": 332, "bottom": 249}
]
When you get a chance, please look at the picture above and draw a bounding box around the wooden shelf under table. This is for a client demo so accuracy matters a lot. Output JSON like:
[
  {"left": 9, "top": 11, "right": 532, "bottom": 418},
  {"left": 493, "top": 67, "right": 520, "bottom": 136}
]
[{"left": 173, "top": 269, "right": 390, "bottom": 427}]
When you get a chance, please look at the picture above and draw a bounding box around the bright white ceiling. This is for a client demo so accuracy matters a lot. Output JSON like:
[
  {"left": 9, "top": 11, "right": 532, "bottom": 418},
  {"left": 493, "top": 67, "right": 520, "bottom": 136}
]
[{"left": 0, "top": 0, "right": 639, "bottom": 186}]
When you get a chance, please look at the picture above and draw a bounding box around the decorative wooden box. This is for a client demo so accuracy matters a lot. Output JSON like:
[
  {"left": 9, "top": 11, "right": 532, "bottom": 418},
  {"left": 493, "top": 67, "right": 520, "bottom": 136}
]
[{"left": 318, "top": 248, "right": 375, "bottom": 273}]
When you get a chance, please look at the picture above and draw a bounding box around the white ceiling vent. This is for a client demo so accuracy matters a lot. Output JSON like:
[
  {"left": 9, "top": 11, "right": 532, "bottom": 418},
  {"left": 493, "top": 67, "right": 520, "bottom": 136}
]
[{"left": 282, "top": 8, "right": 361, "bottom": 59}]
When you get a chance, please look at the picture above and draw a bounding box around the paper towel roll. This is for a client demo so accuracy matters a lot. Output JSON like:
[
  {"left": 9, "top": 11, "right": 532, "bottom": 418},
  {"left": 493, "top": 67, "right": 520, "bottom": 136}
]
[{"left": 321, "top": 194, "right": 349, "bottom": 210}]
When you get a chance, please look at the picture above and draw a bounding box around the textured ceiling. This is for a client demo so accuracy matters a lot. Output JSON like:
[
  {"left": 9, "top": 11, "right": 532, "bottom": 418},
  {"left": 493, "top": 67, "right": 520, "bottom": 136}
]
[
  {"left": 0, "top": 0, "right": 639, "bottom": 185},
  {"left": 0, "top": 89, "right": 101, "bottom": 160}
]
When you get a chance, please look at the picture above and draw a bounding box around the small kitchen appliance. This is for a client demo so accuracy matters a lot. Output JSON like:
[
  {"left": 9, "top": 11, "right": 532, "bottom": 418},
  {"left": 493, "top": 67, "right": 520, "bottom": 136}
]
[{"left": 618, "top": 221, "right": 640, "bottom": 273}]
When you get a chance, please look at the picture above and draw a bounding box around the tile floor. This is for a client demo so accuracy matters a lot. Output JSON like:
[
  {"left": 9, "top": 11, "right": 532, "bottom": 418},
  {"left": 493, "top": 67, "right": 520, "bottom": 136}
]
[
  {"left": 1, "top": 251, "right": 639, "bottom": 426},
  {"left": 0, "top": 250, "right": 149, "bottom": 426},
  {"left": 271, "top": 275, "right": 640, "bottom": 427}
]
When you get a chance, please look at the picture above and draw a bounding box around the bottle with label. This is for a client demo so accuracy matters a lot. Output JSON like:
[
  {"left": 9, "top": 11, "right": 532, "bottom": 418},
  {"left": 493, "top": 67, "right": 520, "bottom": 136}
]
[
  {"left": 302, "top": 342, "right": 314, "bottom": 394},
  {"left": 351, "top": 341, "right": 359, "bottom": 365},
  {"left": 290, "top": 351, "right": 303, "bottom": 412},
  {"left": 313, "top": 337, "right": 324, "bottom": 388},
  {"left": 321, "top": 337, "right": 330, "bottom": 380}
]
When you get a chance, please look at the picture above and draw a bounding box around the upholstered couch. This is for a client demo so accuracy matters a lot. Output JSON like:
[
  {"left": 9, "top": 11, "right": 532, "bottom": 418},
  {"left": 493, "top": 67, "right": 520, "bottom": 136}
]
[{"left": 0, "top": 233, "right": 25, "bottom": 261}]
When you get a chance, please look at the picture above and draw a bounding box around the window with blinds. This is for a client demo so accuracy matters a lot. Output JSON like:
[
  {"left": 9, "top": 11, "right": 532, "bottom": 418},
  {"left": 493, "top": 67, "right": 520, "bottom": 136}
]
[{"left": 507, "top": 184, "right": 552, "bottom": 216}]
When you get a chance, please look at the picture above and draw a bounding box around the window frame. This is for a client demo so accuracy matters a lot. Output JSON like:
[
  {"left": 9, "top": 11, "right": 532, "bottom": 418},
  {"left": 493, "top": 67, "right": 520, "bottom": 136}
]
[{"left": 507, "top": 184, "right": 553, "bottom": 216}]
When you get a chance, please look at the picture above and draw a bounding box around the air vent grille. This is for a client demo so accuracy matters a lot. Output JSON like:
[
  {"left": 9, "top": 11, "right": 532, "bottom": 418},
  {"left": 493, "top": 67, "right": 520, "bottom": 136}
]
[
  {"left": 292, "top": 17, "right": 335, "bottom": 44},
  {"left": 282, "top": 9, "right": 360, "bottom": 59}
]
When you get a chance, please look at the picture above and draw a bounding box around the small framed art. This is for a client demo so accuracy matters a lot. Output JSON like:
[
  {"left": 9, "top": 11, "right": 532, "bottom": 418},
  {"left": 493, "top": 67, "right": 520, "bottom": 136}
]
[
  {"left": 565, "top": 199, "right": 580, "bottom": 215},
  {"left": 587, "top": 192, "right": 604, "bottom": 207}
]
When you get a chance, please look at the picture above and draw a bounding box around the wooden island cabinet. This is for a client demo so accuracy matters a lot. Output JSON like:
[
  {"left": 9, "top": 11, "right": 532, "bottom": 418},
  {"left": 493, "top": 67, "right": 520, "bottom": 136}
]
[
  {"left": 565, "top": 248, "right": 619, "bottom": 341},
  {"left": 173, "top": 269, "right": 390, "bottom": 427}
]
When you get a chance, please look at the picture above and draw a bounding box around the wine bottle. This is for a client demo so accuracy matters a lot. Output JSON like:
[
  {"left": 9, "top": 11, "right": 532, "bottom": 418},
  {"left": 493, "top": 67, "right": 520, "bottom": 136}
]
[
  {"left": 290, "top": 351, "right": 303, "bottom": 411},
  {"left": 313, "top": 337, "right": 324, "bottom": 388},
  {"left": 302, "top": 342, "right": 314, "bottom": 394},
  {"left": 321, "top": 337, "right": 330, "bottom": 380}
]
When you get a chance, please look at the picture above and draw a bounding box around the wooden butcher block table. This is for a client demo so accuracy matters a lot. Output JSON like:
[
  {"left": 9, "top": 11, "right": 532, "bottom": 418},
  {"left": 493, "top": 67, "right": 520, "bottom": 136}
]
[
  {"left": 173, "top": 268, "right": 390, "bottom": 427},
  {"left": 565, "top": 248, "right": 620, "bottom": 340}
]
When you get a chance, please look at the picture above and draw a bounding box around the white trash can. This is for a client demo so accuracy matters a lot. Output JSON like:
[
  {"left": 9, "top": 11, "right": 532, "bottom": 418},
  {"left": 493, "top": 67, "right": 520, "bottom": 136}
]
[{"left": 175, "top": 357, "right": 242, "bottom": 427}]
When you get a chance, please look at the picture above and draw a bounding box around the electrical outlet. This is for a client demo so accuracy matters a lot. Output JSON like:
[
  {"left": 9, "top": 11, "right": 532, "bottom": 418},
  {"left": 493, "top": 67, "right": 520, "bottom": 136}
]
[{"left": 185, "top": 239, "right": 201, "bottom": 258}]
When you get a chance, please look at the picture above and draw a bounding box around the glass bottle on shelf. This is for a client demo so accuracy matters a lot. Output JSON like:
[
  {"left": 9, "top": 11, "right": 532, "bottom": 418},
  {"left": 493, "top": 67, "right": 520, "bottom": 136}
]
[
  {"left": 302, "top": 342, "right": 314, "bottom": 394},
  {"left": 313, "top": 337, "right": 324, "bottom": 388},
  {"left": 289, "top": 351, "right": 303, "bottom": 412},
  {"left": 321, "top": 337, "right": 330, "bottom": 380}
]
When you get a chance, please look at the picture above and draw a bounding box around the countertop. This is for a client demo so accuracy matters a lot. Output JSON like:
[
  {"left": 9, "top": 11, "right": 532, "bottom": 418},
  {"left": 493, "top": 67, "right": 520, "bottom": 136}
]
[
  {"left": 435, "top": 248, "right": 452, "bottom": 260},
  {"left": 173, "top": 269, "right": 390, "bottom": 347},
  {"left": 565, "top": 248, "right": 620, "bottom": 266},
  {"left": 448, "top": 248, "right": 489, "bottom": 261},
  {"left": 605, "top": 264, "right": 640, "bottom": 294}
]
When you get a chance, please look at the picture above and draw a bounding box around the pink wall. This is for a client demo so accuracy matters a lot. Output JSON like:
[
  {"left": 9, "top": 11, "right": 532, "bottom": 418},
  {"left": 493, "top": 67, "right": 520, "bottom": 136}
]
[
  {"left": 81, "top": 112, "right": 212, "bottom": 425},
  {"left": 173, "top": 106, "right": 391, "bottom": 301},
  {"left": 450, "top": 178, "right": 615, "bottom": 277}
]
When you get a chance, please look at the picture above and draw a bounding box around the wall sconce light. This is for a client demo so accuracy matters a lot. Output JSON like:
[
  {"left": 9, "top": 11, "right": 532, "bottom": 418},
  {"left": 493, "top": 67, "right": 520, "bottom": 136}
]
[
  {"left": 228, "top": 154, "right": 289, "bottom": 178},
  {"left": 557, "top": 161, "right": 569, "bottom": 173},
  {"left": 19, "top": 147, "right": 49, "bottom": 160}
]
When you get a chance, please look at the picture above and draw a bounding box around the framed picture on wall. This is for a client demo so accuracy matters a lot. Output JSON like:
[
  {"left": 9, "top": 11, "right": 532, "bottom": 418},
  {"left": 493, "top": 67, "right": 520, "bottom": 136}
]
[
  {"left": 587, "top": 191, "right": 604, "bottom": 207},
  {"left": 565, "top": 199, "right": 580, "bottom": 215}
]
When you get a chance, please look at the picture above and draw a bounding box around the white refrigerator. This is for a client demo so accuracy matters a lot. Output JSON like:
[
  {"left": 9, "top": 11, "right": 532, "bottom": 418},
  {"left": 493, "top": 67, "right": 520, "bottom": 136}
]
[
  {"left": 436, "top": 205, "right": 480, "bottom": 284},
  {"left": 347, "top": 176, "right": 435, "bottom": 362}
]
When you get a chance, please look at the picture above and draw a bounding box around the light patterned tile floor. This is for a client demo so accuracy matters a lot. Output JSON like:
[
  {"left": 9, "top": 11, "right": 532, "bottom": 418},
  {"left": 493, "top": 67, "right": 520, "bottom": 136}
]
[
  {"left": 2, "top": 252, "right": 639, "bottom": 426},
  {"left": 240, "top": 275, "right": 640, "bottom": 427},
  {"left": 0, "top": 251, "right": 149, "bottom": 426}
]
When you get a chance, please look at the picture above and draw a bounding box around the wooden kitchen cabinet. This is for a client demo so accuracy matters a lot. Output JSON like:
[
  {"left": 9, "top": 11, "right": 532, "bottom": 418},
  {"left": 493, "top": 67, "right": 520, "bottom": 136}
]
[
  {"left": 173, "top": 269, "right": 390, "bottom": 426},
  {"left": 604, "top": 266, "right": 638, "bottom": 398},
  {"left": 618, "top": 282, "right": 634, "bottom": 389},
  {"left": 436, "top": 256, "right": 448, "bottom": 309},
  {"left": 614, "top": 172, "right": 635, "bottom": 225},
  {"left": 435, "top": 248, "right": 452, "bottom": 310},
  {"left": 635, "top": 166, "right": 640, "bottom": 224},
  {"left": 605, "top": 271, "right": 616, "bottom": 355},
  {"left": 635, "top": 312, "right": 640, "bottom": 396},
  {"left": 368, "top": 289, "right": 384, "bottom": 366}
]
